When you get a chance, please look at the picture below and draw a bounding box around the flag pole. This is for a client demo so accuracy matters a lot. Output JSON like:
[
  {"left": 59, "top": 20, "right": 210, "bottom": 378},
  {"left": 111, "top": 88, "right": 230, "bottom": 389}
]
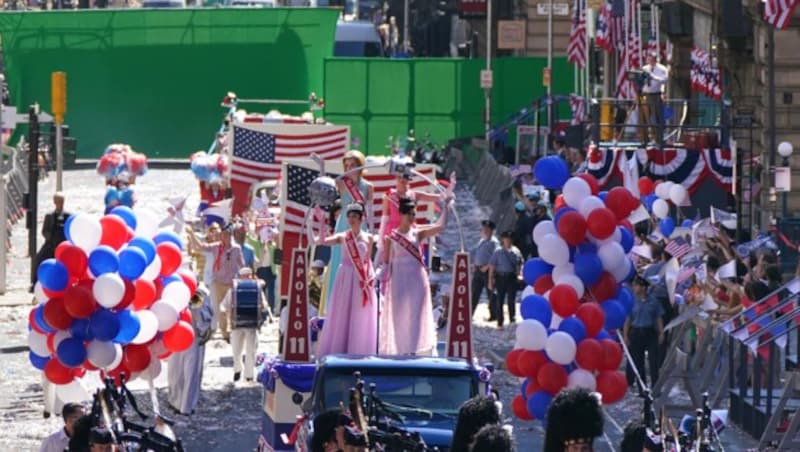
[{"left": 637, "top": 0, "right": 643, "bottom": 68}]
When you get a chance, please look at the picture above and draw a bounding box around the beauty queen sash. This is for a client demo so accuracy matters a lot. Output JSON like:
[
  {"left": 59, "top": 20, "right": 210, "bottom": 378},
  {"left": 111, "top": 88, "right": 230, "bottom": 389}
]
[
  {"left": 389, "top": 230, "right": 425, "bottom": 269},
  {"left": 342, "top": 176, "right": 365, "bottom": 204},
  {"left": 344, "top": 231, "right": 373, "bottom": 307}
]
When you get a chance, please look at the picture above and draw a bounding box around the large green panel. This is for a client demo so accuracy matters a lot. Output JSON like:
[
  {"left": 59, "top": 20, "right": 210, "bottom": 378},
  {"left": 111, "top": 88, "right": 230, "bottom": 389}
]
[
  {"left": 367, "top": 115, "right": 409, "bottom": 155},
  {"left": 368, "top": 61, "right": 410, "bottom": 115},
  {"left": 413, "top": 61, "right": 457, "bottom": 115},
  {"left": 325, "top": 60, "right": 367, "bottom": 114},
  {"left": 0, "top": 8, "right": 339, "bottom": 158},
  {"left": 413, "top": 116, "right": 456, "bottom": 148},
  {"left": 325, "top": 114, "right": 366, "bottom": 151}
]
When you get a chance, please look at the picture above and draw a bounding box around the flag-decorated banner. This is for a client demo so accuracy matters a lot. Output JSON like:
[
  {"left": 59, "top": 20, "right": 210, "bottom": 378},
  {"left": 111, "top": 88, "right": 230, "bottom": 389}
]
[
  {"left": 567, "top": 0, "right": 587, "bottom": 68},
  {"left": 690, "top": 46, "right": 722, "bottom": 100},
  {"left": 570, "top": 94, "right": 586, "bottom": 125},
  {"left": 595, "top": 2, "right": 613, "bottom": 52}
]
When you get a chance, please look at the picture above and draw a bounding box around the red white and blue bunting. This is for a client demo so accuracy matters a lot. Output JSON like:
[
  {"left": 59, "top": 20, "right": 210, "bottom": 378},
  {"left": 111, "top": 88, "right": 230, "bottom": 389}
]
[{"left": 587, "top": 147, "right": 733, "bottom": 193}]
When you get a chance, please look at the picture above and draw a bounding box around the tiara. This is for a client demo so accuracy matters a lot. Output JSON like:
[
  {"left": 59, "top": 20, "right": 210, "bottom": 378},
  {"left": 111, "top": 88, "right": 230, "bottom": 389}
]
[{"left": 346, "top": 203, "right": 364, "bottom": 213}]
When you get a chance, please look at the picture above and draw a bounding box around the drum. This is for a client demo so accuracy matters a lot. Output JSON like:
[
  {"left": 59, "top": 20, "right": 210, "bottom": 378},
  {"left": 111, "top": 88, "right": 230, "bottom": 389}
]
[{"left": 232, "top": 279, "right": 261, "bottom": 329}]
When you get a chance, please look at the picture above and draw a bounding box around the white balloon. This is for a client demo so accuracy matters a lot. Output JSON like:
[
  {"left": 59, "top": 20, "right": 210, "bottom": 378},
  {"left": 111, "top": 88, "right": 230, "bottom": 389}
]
[
  {"left": 279, "top": 306, "right": 289, "bottom": 334},
  {"left": 148, "top": 339, "right": 169, "bottom": 358},
  {"left": 550, "top": 313, "right": 563, "bottom": 329},
  {"left": 532, "top": 220, "right": 556, "bottom": 246},
  {"left": 654, "top": 182, "right": 669, "bottom": 200},
  {"left": 52, "top": 329, "right": 72, "bottom": 351},
  {"left": 578, "top": 196, "right": 604, "bottom": 219},
  {"left": 140, "top": 354, "right": 162, "bottom": 381},
  {"left": 520, "top": 285, "right": 535, "bottom": 300},
  {"left": 562, "top": 177, "right": 592, "bottom": 208},
  {"left": 141, "top": 255, "right": 162, "bottom": 281},
  {"left": 162, "top": 283, "right": 191, "bottom": 311},
  {"left": 611, "top": 258, "right": 632, "bottom": 283},
  {"left": 552, "top": 264, "right": 575, "bottom": 282},
  {"left": 515, "top": 319, "right": 548, "bottom": 351},
  {"left": 538, "top": 234, "right": 570, "bottom": 266},
  {"left": 556, "top": 274, "right": 585, "bottom": 298},
  {"left": 131, "top": 310, "right": 159, "bottom": 345},
  {"left": 134, "top": 208, "right": 160, "bottom": 238},
  {"left": 106, "top": 343, "right": 125, "bottom": 371},
  {"left": 69, "top": 214, "right": 102, "bottom": 253},
  {"left": 598, "top": 242, "right": 626, "bottom": 273},
  {"left": 567, "top": 369, "right": 598, "bottom": 391},
  {"left": 545, "top": 331, "right": 577, "bottom": 365},
  {"left": 93, "top": 273, "right": 125, "bottom": 309},
  {"left": 653, "top": 199, "right": 670, "bottom": 219},
  {"left": 151, "top": 300, "right": 179, "bottom": 332},
  {"left": 87, "top": 340, "right": 120, "bottom": 369},
  {"left": 669, "top": 184, "right": 688, "bottom": 205},
  {"left": 28, "top": 330, "right": 50, "bottom": 357},
  {"left": 34, "top": 282, "right": 48, "bottom": 305},
  {"left": 56, "top": 380, "right": 91, "bottom": 404}
]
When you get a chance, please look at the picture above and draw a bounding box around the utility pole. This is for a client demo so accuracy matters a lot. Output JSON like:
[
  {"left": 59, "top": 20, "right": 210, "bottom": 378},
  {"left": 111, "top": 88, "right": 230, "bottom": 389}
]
[
  {"left": 547, "top": 0, "right": 554, "bottom": 132},
  {"left": 52, "top": 72, "right": 66, "bottom": 192},
  {"left": 27, "top": 104, "right": 40, "bottom": 286},
  {"left": 403, "top": 0, "right": 410, "bottom": 53},
  {"left": 485, "top": 0, "right": 493, "bottom": 142}
]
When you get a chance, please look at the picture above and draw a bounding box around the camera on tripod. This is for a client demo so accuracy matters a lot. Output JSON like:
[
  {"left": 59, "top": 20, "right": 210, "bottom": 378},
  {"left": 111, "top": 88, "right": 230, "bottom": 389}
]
[{"left": 627, "top": 69, "right": 650, "bottom": 91}]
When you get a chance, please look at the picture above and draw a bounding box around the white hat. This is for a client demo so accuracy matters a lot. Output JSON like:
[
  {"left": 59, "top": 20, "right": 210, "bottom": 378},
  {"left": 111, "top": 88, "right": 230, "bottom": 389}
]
[
  {"left": 312, "top": 260, "right": 325, "bottom": 268},
  {"left": 238, "top": 267, "right": 253, "bottom": 277}
]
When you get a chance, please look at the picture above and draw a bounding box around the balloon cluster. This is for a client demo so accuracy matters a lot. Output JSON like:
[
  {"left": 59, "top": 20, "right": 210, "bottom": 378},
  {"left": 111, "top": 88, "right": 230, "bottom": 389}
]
[
  {"left": 510, "top": 156, "right": 637, "bottom": 421},
  {"left": 28, "top": 206, "right": 197, "bottom": 401},
  {"left": 190, "top": 151, "right": 229, "bottom": 182},
  {"left": 637, "top": 176, "right": 689, "bottom": 237},
  {"left": 96, "top": 144, "right": 148, "bottom": 179}
]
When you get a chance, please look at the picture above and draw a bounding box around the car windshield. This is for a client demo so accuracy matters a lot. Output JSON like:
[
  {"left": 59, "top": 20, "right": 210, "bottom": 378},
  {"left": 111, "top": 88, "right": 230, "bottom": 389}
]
[
  {"left": 334, "top": 41, "right": 382, "bottom": 57},
  {"left": 320, "top": 370, "right": 474, "bottom": 419}
]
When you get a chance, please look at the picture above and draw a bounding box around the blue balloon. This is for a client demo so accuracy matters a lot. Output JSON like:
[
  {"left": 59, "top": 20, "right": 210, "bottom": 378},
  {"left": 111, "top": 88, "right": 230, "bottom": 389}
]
[
  {"left": 57, "top": 337, "right": 87, "bottom": 368},
  {"left": 34, "top": 305, "right": 56, "bottom": 333},
  {"left": 29, "top": 351, "right": 50, "bottom": 370},
  {"left": 119, "top": 189, "right": 135, "bottom": 208},
  {"left": 64, "top": 215, "right": 75, "bottom": 243},
  {"left": 598, "top": 191, "right": 608, "bottom": 201},
  {"left": 110, "top": 206, "right": 138, "bottom": 230},
  {"left": 128, "top": 236, "right": 157, "bottom": 264},
  {"left": 624, "top": 261, "right": 636, "bottom": 282},
  {"left": 596, "top": 329, "right": 613, "bottom": 340},
  {"left": 527, "top": 391, "right": 553, "bottom": 420},
  {"left": 601, "top": 300, "right": 627, "bottom": 330},
  {"left": 89, "top": 309, "right": 121, "bottom": 342},
  {"left": 522, "top": 258, "right": 554, "bottom": 285},
  {"left": 113, "top": 310, "right": 141, "bottom": 345},
  {"left": 153, "top": 231, "right": 183, "bottom": 251},
  {"left": 520, "top": 295, "right": 553, "bottom": 326},
  {"left": 619, "top": 227, "right": 634, "bottom": 253},
  {"left": 521, "top": 379, "right": 530, "bottom": 399},
  {"left": 659, "top": 217, "right": 675, "bottom": 237},
  {"left": 643, "top": 194, "right": 658, "bottom": 213},
  {"left": 89, "top": 246, "right": 119, "bottom": 276},
  {"left": 573, "top": 252, "right": 603, "bottom": 286},
  {"left": 104, "top": 187, "right": 120, "bottom": 207},
  {"left": 616, "top": 287, "right": 634, "bottom": 315},
  {"left": 577, "top": 242, "right": 597, "bottom": 255},
  {"left": 534, "top": 156, "right": 570, "bottom": 189},
  {"left": 553, "top": 207, "right": 577, "bottom": 229},
  {"left": 558, "top": 317, "right": 587, "bottom": 343},
  {"left": 119, "top": 247, "right": 147, "bottom": 281},
  {"left": 70, "top": 318, "right": 93, "bottom": 341},
  {"left": 681, "top": 219, "right": 694, "bottom": 228},
  {"left": 161, "top": 273, "right": 182, "bottom": 286},
  {"left": 38, "top": 259, "right": 70, "bottom": 292}
]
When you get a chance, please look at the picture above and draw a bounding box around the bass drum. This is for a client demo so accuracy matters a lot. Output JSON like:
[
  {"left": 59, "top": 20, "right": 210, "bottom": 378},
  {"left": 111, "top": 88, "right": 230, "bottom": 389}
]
[{"left": 232, "top": 279, "right": 261, "bottom": 329}]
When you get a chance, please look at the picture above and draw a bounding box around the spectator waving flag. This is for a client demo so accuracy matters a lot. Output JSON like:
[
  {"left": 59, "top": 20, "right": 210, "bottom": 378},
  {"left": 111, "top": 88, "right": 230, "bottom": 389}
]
[
  {"left": 665, "top": 236, "right": 692, "bottom": 260},
  {"left": 567, "top": 0, "right": 587, "bottom": 68},
  {"left": 595, "top": 2, "right": 613, "bottom": 52},
  {"left": 229, "top": 122, "right": 349, "bottom": 213},
  {"left": 764, "top": 0, "right": 800, "bottom": 30}
]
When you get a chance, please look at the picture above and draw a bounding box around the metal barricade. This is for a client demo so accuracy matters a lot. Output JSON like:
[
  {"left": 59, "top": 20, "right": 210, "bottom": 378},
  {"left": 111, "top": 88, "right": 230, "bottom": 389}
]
[{"left": 1, "top": 138, "right": 32, "bottom": 294}]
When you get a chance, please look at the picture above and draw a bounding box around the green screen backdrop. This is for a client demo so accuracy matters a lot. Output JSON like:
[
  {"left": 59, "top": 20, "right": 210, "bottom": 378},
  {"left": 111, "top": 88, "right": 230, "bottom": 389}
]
[{"left": 0, "top": 8, "right": 339, "bottom": 158}]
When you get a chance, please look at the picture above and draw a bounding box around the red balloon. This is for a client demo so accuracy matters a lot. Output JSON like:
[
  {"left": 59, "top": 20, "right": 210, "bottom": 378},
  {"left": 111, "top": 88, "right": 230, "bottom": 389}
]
[
  {"left": 43, "top": 298, "right": 73, "bottom": 330},
  {"left": 577, "top": 173, "right": 599, "bottom": 196},
  {"left": 518, "top": 350, "right": 548, "bottom": 379},
  {"left": 123, "top": 344, "right": 152, "bottom": 372},
  {"left": 605, "top": 187, "right": 634, "bottom": 220},
  {"left": 178, "top": 270, "right": 197, "bottom": 298},
  {"left": 533, "top": 275, "right": 554, "bottom": 295},
  {"left": 116, "top": 280, "right": 136, "bottom": 311},
  {"left": 179, "top": 308, "right": 193, "bottom": 324},
  {"left": 157, "top": 242, "right": 182, "bottom": 277},
  {"left": 591, "top": 272, "right": 617, "bottom": 302},
  {"left": 596, "top": 370, "right": 627, "bottom": 404},
  {"left": 126, "top": 227, "right": 135, "bottom": 243},
  {"left": 618, "top": 219, "right": 633, "bottom": 233},
  {"left": 538, "top": 362, "right": 568, "bottom": 395},
  {"left": 59, "top": 245, "right": 88, "bottom": 278},
  {"left": 45, "top": 359, "right": 74, "bottom": 384},
  {"left": 638, "top": 176, "right": 655, "bottom": 196},
  {"left": 29, "top": 308, "right": 46, "bottom": 334},
  {"left": 554, "top": 194, "right": 566, "bottom": 210},
  {"left": 72, "top": 366, "right": 87, "bottom": 379},
  {"left": 599, "top": 339, "right": 623, "bottom": 371},
  {"left": 512, "top": 394, "right": 534, "bottom": 420},
  {"left": 557, "top": 211, "right": 588, "bottom": 246},
  {"left": 46, "top": 332, "right": 58, "bottom": 355},
  {"left": 63, "top": 284, "right": 98, "bottom": 319},
  {"left": 512, "top": 395, "right": 534, "bottom": 420},
  {"left": 550, "top": 284, "right": 579, "bottom": 317},
  {"left": 576, "top": 302, "right": 605, "bottom": 338},
  {"left": 83, "top": 359, "right": 98, "bottom": 372},
  {"left": 54, "top": 241, "right": 72, "bottom": 260},
  {"left": 505, "top": 349, "right": 525, "bottom": 377},
  {"left": 99, "top": 215, "right": 129, "bottom": 250},
  {"left": 133, "top": 279, "right": 157, "bottom": 310},
  {"left": 587, "top": 208, "right": 616, "bottom": 240},
  {"left": 103, "top": 362, "right": 131, "bottom": 387},
  {"left": 163, "top": 321, "right": 195, "bottom": 352},
  {"left": 525, "top": 378, "right": 541, "bottom": 398},
  {"left": 626, "top": 195, "right": 641, "bottom": 212},
  {"left": 43, "top": 286, "right": 67, "bottom": 300},
  {"left": 575, "top": 338, "right": 602, "bottom": 371}
]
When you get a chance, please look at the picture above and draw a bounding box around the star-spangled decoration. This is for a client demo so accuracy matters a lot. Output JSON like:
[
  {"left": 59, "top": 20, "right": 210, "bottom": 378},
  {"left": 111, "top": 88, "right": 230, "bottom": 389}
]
[
  {"left": 233, "top": 127, "right": 277, "bottom": 163},
  {"left": 286, "top": 165, "right": 337, "bottom": 208}
]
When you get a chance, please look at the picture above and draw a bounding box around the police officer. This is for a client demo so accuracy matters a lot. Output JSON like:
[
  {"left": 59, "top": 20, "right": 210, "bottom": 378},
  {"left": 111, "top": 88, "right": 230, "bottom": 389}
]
[
  {"left": 32, "top": 192, "right": 71, "bottom": 290},
  {"left": 623, "top": 275, "right": 665, "bottom": 393},
  {"left": 488, "top": 231, "right": 523, "bottom": 328},
  {"left": 470, "top": 220, "right": 500, "bottom": 320}
]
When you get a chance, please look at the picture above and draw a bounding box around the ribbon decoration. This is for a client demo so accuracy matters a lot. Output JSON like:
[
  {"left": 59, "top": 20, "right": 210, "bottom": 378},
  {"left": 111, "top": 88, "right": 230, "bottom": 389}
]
[
  {"left": 344, "top": 231, "right": 373, "bottom": 307},
  {"left": 389, "top": 230, "right": 426, "bottom": 269},
  {"left": 342, "top": 176, "right": 365, "bottom": 204}
]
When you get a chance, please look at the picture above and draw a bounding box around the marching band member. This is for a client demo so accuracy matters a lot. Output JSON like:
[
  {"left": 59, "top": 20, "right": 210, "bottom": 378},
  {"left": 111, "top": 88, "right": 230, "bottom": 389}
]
[
  {"left": 320, "top": 151, "right": 374, "bottom": 316},
  {"left": 220, "top": 267, "right": 268, "bottom": 382},
  {"left": 308, "top": 202, "right": 377, "bottom": 357},
  {"left": 379, "top": 198, "right": 449, "bottom": 356}
]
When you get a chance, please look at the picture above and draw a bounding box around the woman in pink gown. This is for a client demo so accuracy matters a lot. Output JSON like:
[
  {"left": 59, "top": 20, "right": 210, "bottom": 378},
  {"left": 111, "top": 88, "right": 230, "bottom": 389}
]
[
  {"left": 309, "top": 202, "right": 377, "bottom": 357},
  {"left": 380, "top": 198, "right": 450, "bottom": 356}
]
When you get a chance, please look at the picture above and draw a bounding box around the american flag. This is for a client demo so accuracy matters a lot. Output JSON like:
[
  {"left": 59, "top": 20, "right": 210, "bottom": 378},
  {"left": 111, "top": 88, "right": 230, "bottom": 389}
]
[
  {"left": 610, "top": 0, "right": 626, "bottom": 51},
  {"left": 595, "top": 2, "right": 613, "bottom": 52},
  {"left": 646, "top": 39, "right": 673, "bottom": 64},
  {"left": 765, "top": 0, "right": 800, "bottom": 30},
  {"left": 567, "top": 0, "right": 587, "bottom": 68},
  {"left": 570, "top": 94, "right": 586, "bottom": 125},
  {"left": 665, "top": 236, "right": 692, "bottom": 260},
  {"left": 229, "top": 123, "right": 349, "bottom": 214},
  {"left": 690, "top": 46, "right": 722, "bottom": 101}
]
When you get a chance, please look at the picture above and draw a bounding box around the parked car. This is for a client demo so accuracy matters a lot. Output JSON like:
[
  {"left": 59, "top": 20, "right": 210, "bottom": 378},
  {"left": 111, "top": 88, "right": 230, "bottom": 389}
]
[{"left": 334, "top": 20, "right": 384, "bottom": 57}]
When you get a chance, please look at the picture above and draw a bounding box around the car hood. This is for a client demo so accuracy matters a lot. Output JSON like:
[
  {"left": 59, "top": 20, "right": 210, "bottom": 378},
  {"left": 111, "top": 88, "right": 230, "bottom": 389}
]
[{"left": 401, "top": 420, "right": 454, "bottom": 450}]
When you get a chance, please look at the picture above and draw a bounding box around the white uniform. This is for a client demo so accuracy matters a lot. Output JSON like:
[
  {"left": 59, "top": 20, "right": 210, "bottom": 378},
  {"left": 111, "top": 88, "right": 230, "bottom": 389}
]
[
  {"left": 39, "top": 428, "right": 69, "bottom": 452},
  {"left": 168, "top": 288, "right": 214, "bottom": 414},
  {"left": 220, "top": 284, "right": 267, "bottom": 380}
]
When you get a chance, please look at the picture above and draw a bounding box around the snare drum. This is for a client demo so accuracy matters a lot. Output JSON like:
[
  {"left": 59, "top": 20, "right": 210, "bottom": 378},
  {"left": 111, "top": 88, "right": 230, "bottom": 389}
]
[{"left": 232, "top": 279, "right": 261, "bottom": 329}]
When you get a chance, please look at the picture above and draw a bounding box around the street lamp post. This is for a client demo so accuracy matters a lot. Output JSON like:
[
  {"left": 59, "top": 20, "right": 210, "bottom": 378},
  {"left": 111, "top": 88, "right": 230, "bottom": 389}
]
[{"left": 778, "top": 141, "right": 794, "bottom": 219}]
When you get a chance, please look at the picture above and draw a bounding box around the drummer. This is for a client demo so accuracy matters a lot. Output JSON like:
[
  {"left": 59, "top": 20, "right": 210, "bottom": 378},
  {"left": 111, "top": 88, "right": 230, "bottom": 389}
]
[{"left": 220, "top": 267, "right": 269, "bottom": 383}]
